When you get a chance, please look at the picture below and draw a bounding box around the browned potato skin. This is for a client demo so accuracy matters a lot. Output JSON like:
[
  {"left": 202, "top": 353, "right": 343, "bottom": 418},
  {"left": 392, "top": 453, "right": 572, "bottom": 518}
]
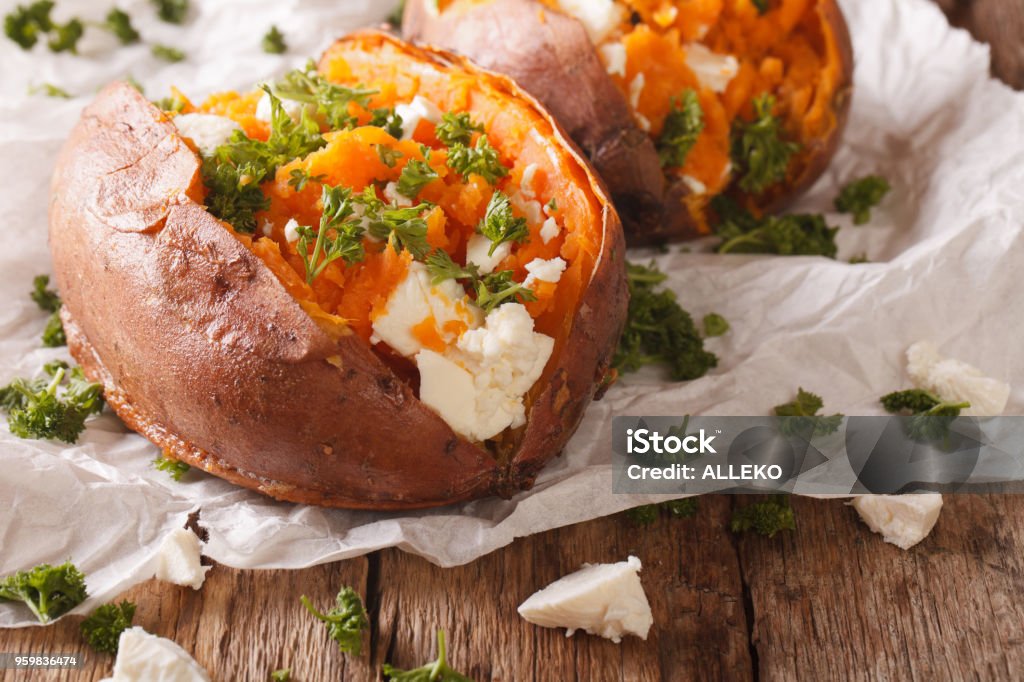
[
  {"left": 49, "top": 33, "right": 628, "bottom": 510},
  {"left": 403, "top": 0, "right": 855, "bottom": 245}
]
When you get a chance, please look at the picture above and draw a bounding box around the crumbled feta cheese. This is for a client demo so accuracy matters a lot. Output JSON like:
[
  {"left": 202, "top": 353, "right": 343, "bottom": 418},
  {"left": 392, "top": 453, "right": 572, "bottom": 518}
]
[
  {"left": 682, "top": 175, "right": 707, "bottom": 195},
  {"left": 173, "top": 114, "right": 241, "bottom": 156},
  {"left": 255, "top": 91, "right": 316, "bottom": 124},
  {"left": 418, "top": 303, "right": 554, "bottom": 441},
  {"left": 850, "top": 494, "right": 943, "bottom": 550},
  {"left": 154, "top": 528, "right": 210, "bottom": 590},
  {"left": 635, "top": 113, "right": 651, "bottom": 132},
  {"left": 100, "top": 627, "right": 210, "bottom": 682},
  {"left": 520, "top": 163, "right": 540, "bottom": 199},
  {"left": 395, "top": 95, "right": 443, "bottom": 141},
  {"left": 539, "top": 217, "right": 561, "bottom": 245},
  {"left": 906, "top": 341, "right": 1010, "bottom": 416},
  {"left": 259, "top": 219, "right": 273, "bottom": 237},
  {"left": 465, "top": 233, "right": 512, "bottom": 275},
  {"left": 553, "top": 0, "right": 628, "bottom": 44},
  {"left": 518, "top": 555, "right": 653, "bottom": 643},
  {"left": 383, "top": 181, "right": 413, "bottom": 208},
  {"left": 599, "top": 43, "right": 627, "bottom": 78},
  {"left": 510, "top": 192, "right": 544, "bottom": 226},
  {"left": 524, "top": 257, "right": 566, "bottom": 288},
  {"left": 628, "top": 73, "right": 645, "bottom": 111},
  {"left": 684, "top": 43, "right": 739, "bottom": 94},
  {"left": 372, "top": 262, "right": 483, "bottom": 358},
  {"left": 283, "top": 218, "right": 301, "bottom": 244}
]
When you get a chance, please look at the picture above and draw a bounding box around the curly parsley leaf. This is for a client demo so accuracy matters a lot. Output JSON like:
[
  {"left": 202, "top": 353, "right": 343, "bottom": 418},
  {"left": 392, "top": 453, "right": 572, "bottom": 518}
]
[
  {"left": 151, "top": 0, "right": 187, "bottom": 24},
  {"left": 81, "top": 600, "right": 136, "bottom": 654},
  {"left": 383, "top": 629, "right": 473, "bottom": 682},
  {"left": 31, "top": 275, "right": 61, "bottom": 313},
  {"left": 396, "top": 157, "right": 438, "bottom": 199},
  {"left": 435, "top": 112, "right": 483, "bottom": 148},
  {"left": 377, "top": 145, "right": 403, "bottom": 169},
  {"left": 151, "top": 43, "right": 184, "bottom": 62},
  {"left": 880, "top": 389, "right": 970, "bottom": 442},
  {"left": 712, "top": 197, "right": 838, "bottom": 258},
  {"left": 702, "top": 313, "right": 729, "bottom": 337},
  {"left": 4, "top": 0, "right": 54, "bottom": 49},
  {"left": 834, "top": 174, "right": 891, "bottom": 225},
  {"left": 478, "top": 191, "right": 529, "bottom": 257},
  {"left": 262, "top": 25, "right": 286, "bottom": 54},
  {"left": 301, "top": 587, "right": 368, "bottom": 656},
  {"left": 272, "top": 61, "right": 377, "bottom": 131},
  {"left": 446, "top": 135, "right": 508, "bottom": 184},
  {"left": 103, "top": 8, "right": 139, "bottom": 44},
  {"left": 2, "top": 364, "right": 104, "bottom": 443},
  {"left": 731, "top": 94, "right": 799, "bottom": 194},
  {"left": 425, "top": 250, "right": 535, "bottom": 312},
  {"left": 153, "top": 454, "right": 190, "bottom": 481},
  {"left": 626, "top": 498, "right": 698, "bottom": 525},
  {"left": 0, "top": 561, "right": 88, "bottom": 623},
  {"left": 42, "top": 311, "right": 66, "bottom": 347},
  {"left": 730, "top": 495, "right": 795, "bottom": 538},
  {"left": 613, "top": 262, "right": 718, "bottom": 381},
  {"left": 297, "top": 185, "right": 366, "bottom": 283},
  {"left": 657, "top": 89, "right": 704, "bottom": 168},
  {"left": 287, "top": 168, "right": 326, "bottom": 193},
  {"left": 774, "top": 388, "right": 843, "bottom": 437},
  {"left": 367, "top": 203, "right": 432, "bottom": 260}
]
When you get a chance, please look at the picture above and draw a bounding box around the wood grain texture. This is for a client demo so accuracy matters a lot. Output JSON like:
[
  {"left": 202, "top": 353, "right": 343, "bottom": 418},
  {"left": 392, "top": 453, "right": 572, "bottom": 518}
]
[{"left": 3, "top": 3, "right": 1024, "bottom": 680}]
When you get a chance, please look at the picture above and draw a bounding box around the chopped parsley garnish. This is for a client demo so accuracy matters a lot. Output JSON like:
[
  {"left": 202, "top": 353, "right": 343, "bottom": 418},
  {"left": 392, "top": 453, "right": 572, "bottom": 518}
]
[
  {"left": 446, "top": 135, "right": 508, "bottom": 184},
  {"left": 702, "top": 313, "right": 729, "bottom": 337},
  {"left": 880, "top": 389, "right": 970, "bottom": 442},
  {"left": 287, "top": 168, "right": 326, "bottom": 192},
  {"left": 834, "top": 174, "right": 891, "bottom": 225},
  {"left": 151, "top": 43, "right": 185, "bottom": 62},
  {"left": 383, "top": 629, "right": 472, "bottom": 682},
  {"left": 0, "top": 560, "right": 88, "bottom": 623},
  {"left": 31, "top": 274, "right": 60, "bottom": 312},
  {"left": 367, "top": 203, "right": 432, "bottom": 260},
  {"left": 202, "top": 89, "right": 325, "bottom": 232},
  {"left": 377, "top": 145, "right": 402, "bottom": 168},
  {"left": 657, "top": 89, "right": 704, "bottom": 168},
  {"left": 396, "top": 157, "right": 438, "bottom": 199},
  {"left": 153, "top": 454, "right": 190, "bottom": 481},
  {"left": 272, "top": 61, "right": 377, "bottom": 131},
  {"left": 296, "top": 185, "right": 366, "bottom": 283},
  {"left": 28, "top": 82, "right": 71, "bottom": 98},
  {"left": 81, "top": 600, "right": 136, "bottom": 654},
  {"left": 425, "top": 250, "right": 536, "bottom": 312},
  {"left": 626, "top": 498, "right": 698, "bottom": 525},
  {"left": 47, "top": 17, "right": 82, "bottom": 53},
  {"left": 42, "top": 312, "right": 66, "bottom": 347},
  {"left": 435, "top": 112, "right": 483, "bottom": 147},
  {"left": 369, "top": 107, "right": 404, "bottom": 139},
  {"left": 301, "top": 587, "right": 369, "bottom": 656},
  {"left": 774, "top": 388, "right": 843, "bottom": 437},
  {"left": 478, "top": 191, "right": 529, "bottom": 256},
  {"left": 712, "top": 196, "right": 838, "bottom": 258},
  {"left": 612, "top": 262, "right": 718, "bottom": 381},
  {"left": 4, "top": 0, "right": 55, "bottom": 49},
  {"left": 731, "top": 93, "right": 799, "bottom": 194},
  {"left": 730, "top": 496, "right": 795, "bottom": 537},
  {"left": 103, "top": 8, "right": 139, "bottom": 44},
  {"left": 151, "top": 0, "right": 188, "bottom": 24},
  {"left": 262, "top": 25, "right": 286, "bottom": 54},
  {"left": 0, "top": 363, "right": 104, "bottom": 443}
]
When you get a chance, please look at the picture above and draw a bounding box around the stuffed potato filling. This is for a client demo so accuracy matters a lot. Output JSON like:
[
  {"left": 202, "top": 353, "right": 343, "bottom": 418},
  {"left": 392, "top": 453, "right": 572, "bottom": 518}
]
[
  {"left": 541, "top": 0, "right": 848, "bottom": 231},
  {"left": 162, "top": 46, "right": 602, "bottom": 444}
]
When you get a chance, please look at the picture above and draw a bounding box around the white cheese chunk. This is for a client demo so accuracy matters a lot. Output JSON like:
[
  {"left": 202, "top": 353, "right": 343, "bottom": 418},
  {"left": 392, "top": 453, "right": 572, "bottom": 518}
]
[
  {"left": 465, "top": 233, "right": 512, "bottom": 275},
  {"left": 906, "top": 341, "right": 1010, "bottom": 416},
  {"left": 395, "top": 95, "right": 443, "bottom": 141},
  {"left": 518, "top": 555, "right": 653, "bottom": 643},
  {"left": 520, "top": 163, "right": 540, "bottom": 200},
  {"left": 154, "top": 528, "right": 210, "bottom": 590},
  {"left": 173, "top": 114, "right": 241, "bottom": 156},
  {"left": 283, "top": 218, "right": 301, "bottom": 244},
  {"left": 259, "top": 219, "right": 273, "bottom": 238},
  {"left": 418, "top": 304, "right": 554, "bottom": 441},
  {"left": 524, "top": 257, "right": 567, "bottom": 288},
  {"left": 255, "top": 91, "right": 316, "bottom": 124},
  {"left": 372, "top": 262, "right": 483, "bottom": 358},
  {"left": 684, "top": 43, "right": 739, "bottom": 94},
  {"left": 851, "top": 494, "right": 943, "bottom": 550},
  {"left": 383, "top": 181, "right": 413, "bottom": 208},
  {"left": 599, "top": 43, "right": 628, "bottom": 78},
  {"left": 628, "top": 73, "right": 645, "bottom": 111},
  {"left": 553, "top": 0, "right": 628, "bottom": 44},
  {"left": 100, "top": 627, "right": 210, "bottom": 682},
  {"left": 539, "top": 217, "right": 561, "bottom": 245},
  {"left": 510, "top": 192, "right": 544, "bottom": 227},
  {"left": 682, "top": 175, "right": 708, "bottom": 195}
]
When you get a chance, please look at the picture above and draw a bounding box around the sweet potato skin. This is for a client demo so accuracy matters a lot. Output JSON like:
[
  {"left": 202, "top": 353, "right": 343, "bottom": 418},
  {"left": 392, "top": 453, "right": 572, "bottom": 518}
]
[
  {"left": 403, "top": 0, "right": 855, "bottom": 245},
  {"left": 49, "top": 33, "right": 628, "bottom": 509}
]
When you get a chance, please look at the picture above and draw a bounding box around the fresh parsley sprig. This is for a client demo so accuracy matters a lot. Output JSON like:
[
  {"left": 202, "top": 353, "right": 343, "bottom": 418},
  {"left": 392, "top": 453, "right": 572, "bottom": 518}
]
[
  {"left": 296, "top": 185, "right": 366, "bottom": 283},
  {"left": 153, "top": 454, "right": 190, "bottom": 481},
  {"left": 396, "top": 156, "right": 439, "bottom": 199},
  {"left": 446, "top": 135, "right": 508, "bottom": 185},
  {"left": 774, "top": 388, "right": 843, "bottom": 437},
  {"left": 880, "top": 389, "right": 970, "bottom": 442},
  {"left": 425, "top": 251, "right": 536, "bottom": 312},
  {"left": 712, "top": 197, "right": 838, "bottom": 258},
  {"left": 151, "top": 0, "right": 188, "bottom": 24},
  {"left": 81, "top": 600, "right": 136, "bottom": 654},
  {"left": 657, "top": 89, "right": 704, "bottom": 168},
  {"left": 730, "top": 495, "right": 795, "bottom": 538},
  {"left": 103, "top": 8, "right": 138, "bottom": 45},
  {"left": 272, "top": 61, "right": 377, "bottom": 131},
  {"left": 435, "top": 112, "right": 483, "bottom": 147},
  {"left": 731, "top": 93, "right": 799, "bottom": 194},
  {"left": 383, "top": 629, "right": 473, "bottom": 682},
  {"left": 262, "top": 25, "right": 286, "bottom": 54},
  {"left": 1, "top": 363, "right": 104, "bottom": 443},
  {"left": 478, "top": 191, "right": 529, "bottom": 257},
  {"left": 626, "top": 498, "right": 698, "bottom": 525},
  {"left": 3, "top": 1, "right": 83, "bottom": 52},
  {"left": 367, "top": 203, "right": 432, "bottom": 259},
  {"left": 301, "top": 587, "right": 369, "bottom": 656},
  {"left": 835, "top": 175, "right": 891, "bottom": 225},
  {"left": 0, "top": 561, "right": 88, "bottom": 623}
]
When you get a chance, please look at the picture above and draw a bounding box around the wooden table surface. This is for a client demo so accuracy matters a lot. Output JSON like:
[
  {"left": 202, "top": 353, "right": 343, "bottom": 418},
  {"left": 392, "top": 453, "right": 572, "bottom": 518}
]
[{"left": 3, "top": 2, "right": 1023, "bottom": 680}]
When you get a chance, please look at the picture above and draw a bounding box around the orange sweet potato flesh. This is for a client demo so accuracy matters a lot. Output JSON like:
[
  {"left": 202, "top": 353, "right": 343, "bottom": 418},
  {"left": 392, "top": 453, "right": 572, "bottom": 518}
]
[
  {"left": 49, "top": 31, "right": 628, "bottom": 509},
  {"left": 403, "top": 0, "right": 854, "bottom": 244}
]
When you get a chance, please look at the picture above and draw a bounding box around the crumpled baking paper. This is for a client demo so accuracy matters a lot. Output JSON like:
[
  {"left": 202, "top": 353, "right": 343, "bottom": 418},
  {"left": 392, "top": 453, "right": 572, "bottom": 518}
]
[{"left": 1, "top": 0, "right": 1022, "bottom": 627}]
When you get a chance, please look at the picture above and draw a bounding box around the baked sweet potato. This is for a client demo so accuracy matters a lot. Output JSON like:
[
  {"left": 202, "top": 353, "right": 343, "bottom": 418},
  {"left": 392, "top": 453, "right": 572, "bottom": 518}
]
[
  {"left": 403, "top": 0, "right": 854, "bottom": 244},
  {"left": 49, "top": 31, "right": 627, "bottom": 509}
]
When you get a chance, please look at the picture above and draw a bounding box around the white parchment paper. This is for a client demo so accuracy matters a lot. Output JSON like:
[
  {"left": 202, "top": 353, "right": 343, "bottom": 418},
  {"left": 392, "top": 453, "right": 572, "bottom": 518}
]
[{"left": 2, "top": 0, "right": 1023, "bottom": 626}]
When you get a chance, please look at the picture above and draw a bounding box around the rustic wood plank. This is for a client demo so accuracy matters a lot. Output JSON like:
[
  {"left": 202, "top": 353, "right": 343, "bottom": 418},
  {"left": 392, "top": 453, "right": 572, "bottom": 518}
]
[{"left": 737, "top": 495, "right": 1024, "bottom": 681}]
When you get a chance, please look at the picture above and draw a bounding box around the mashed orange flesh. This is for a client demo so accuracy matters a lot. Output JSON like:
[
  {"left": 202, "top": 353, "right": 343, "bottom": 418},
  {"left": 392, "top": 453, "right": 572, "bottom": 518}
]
[{"left": 191, "top": 35, "right": 603, "bottom": 371}]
